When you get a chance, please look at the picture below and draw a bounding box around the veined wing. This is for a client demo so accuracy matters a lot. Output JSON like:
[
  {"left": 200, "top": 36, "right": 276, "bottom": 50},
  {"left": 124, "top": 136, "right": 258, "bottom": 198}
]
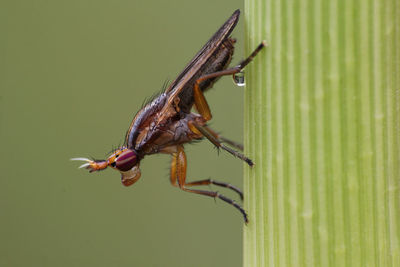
[
  {"left": 163, "top": 9, "right": 240, "bottom": 106},
  {"left": 126, "top": 10, "right": 240, "bottom": 150}
]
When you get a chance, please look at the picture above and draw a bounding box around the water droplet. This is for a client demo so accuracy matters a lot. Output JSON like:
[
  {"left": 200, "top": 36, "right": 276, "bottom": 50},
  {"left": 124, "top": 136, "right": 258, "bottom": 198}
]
[{"left": 233, "top": 72, "right": 245, "bottom": 86}]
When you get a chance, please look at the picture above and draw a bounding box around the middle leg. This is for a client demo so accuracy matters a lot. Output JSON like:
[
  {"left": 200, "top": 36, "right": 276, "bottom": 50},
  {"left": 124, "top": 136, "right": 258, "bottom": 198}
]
[
  {"left": 202, "top": 126, "right": 244, "bottom": 151},
  {"left": 188, "top": 122, "right": 254, "bottom": 167}
]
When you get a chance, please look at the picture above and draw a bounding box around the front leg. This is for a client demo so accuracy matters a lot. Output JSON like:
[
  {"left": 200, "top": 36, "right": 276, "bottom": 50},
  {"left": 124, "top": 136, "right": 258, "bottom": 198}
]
[{"left": 169, "top": 145, "right": 248, "bottom": 223}]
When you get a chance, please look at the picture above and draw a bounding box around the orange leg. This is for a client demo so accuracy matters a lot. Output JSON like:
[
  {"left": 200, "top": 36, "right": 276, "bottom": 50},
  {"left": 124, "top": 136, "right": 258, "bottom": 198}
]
[
  {"left": 170, "top": 145, "right": 248, "bottom": 223},
  {"left": 193, "top": 41, "right": 266, "bottom": 122},
  {"left": 170, "top": 143, "right": 243, "bottom": 199}
]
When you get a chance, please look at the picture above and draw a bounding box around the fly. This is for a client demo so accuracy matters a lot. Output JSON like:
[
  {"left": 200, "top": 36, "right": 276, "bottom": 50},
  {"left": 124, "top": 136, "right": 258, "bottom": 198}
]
[{"left": 71, "top": 9, "right": 265, "bottom": 223}]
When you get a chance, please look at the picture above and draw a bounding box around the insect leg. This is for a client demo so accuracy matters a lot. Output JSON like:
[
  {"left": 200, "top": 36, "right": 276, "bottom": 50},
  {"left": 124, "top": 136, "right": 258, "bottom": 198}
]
[
  {"left": 193, "top": 79, "right": 213, "bottom": 121},
  {"left": 202, "top": 126, "right": 244, "bottom": 151},
  {"left": 192, "top": 41, "right": 266, "bottom": 121},
  {"left": 193, "top": 67, "right": 239, "bottom": 122},
  {"left": 236, "top": 41, "right": 266, "bottom": 69},
  {"left": 170, "top": 144, "right": 243, "bottom": 199},
  {"left": 185, "top": 179, "right": 243, "bottom": 200},
  {"left": 189, "top": 123, "right": 254, "bottom": 167},
  {"left": 193, "top": 41, "right": 266, "bottom": 100},
  {"left": 170, "top": 145, "right": 248, "bottom": 223}
]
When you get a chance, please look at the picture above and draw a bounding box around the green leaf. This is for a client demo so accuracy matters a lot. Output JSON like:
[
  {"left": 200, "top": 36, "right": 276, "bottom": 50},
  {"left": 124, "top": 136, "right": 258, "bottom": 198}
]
[{"left": 243, "top": 1, "right": 400, "bottom": 266}]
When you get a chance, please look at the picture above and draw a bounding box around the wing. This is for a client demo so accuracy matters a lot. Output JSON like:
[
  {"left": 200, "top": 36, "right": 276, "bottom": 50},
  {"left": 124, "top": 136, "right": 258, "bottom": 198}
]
[
  {"left": 164, "top": 9, "right": 240, "bottom": 102},
  {"left": 125, "top": 10, "right": 240, "bottom": 150}
]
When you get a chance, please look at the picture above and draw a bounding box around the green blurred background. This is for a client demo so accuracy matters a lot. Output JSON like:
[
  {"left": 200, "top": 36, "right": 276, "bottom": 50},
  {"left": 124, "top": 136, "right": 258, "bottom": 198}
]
[{"left": 1, "top": 0, "right": 247, "bottom": 266}]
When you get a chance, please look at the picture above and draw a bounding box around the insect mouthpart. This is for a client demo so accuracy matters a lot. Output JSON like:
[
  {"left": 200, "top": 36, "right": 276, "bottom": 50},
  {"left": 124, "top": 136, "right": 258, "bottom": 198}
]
[{"left": 70, "top": 157, "right": 108, "bottom": 172}]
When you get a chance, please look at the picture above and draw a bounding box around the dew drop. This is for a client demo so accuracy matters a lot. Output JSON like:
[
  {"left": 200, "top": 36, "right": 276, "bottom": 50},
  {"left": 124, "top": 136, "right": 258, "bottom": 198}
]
[{"left": 233, "top": 72, "right": 245, "bottom": 86}]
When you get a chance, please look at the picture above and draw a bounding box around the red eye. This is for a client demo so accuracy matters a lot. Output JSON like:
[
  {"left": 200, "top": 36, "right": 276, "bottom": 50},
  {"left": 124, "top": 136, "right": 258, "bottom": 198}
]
[{"left": 115, "top": 149, "right": 137, "bottom": 172}]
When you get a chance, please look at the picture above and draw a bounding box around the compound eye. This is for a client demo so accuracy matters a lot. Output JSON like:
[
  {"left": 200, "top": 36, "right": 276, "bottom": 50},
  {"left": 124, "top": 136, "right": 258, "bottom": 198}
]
[{"left": 115, "top": 149, "right": 137, "bottom": 172}]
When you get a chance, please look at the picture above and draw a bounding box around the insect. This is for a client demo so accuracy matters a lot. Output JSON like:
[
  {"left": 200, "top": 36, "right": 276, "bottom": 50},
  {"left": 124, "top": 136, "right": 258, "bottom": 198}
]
[{"left": 72, "top": 9, "right": 265, "bottom": 223}]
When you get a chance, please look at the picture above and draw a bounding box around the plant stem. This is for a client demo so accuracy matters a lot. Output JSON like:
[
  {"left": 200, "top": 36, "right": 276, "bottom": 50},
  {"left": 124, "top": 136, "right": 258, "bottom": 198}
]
[{"left": 243, "top": 0, "right": 400, "bottom": 266}]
